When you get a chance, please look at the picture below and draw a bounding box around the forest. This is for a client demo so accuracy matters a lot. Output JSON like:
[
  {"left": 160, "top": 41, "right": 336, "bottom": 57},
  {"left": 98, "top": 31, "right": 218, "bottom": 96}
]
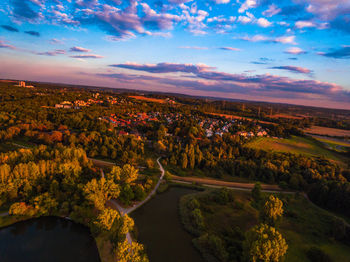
[{"left": 0, "top": 81, "right": 349, "bottom": 262}]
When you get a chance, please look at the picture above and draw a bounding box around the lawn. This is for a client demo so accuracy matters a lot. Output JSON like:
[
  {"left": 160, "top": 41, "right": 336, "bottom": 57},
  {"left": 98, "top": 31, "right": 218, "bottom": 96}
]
[
  {"left": 182, "top": 189, "right": 350, "bottom": 262},
  {"left": 245, "top": 135, "right": 348, "bottom": 166}
]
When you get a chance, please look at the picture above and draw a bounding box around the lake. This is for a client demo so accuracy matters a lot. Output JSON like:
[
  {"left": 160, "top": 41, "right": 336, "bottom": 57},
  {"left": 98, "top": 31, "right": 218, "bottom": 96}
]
[
  {"left": 0, "top": 216, "right": 100, "bottom": 262},
  {"left": 132, "top": 186, "right": 203, "bottom": 262}
]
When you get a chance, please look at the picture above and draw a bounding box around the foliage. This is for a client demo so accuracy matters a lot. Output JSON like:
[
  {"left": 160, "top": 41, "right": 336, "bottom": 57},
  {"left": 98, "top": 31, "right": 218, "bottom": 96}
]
[
  {"left": 115, "top": 239, "right": 149, "bottom": 262},
  {"left": 243, "top": 223, "right": 288, "bottom": 262},
  {"left": 260, "top": 195, "right": 284, "bottom": 226}
]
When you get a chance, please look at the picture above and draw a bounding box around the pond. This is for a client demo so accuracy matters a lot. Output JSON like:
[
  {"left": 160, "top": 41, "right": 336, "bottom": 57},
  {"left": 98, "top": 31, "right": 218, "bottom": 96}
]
[
  {"left": 132, "top": 186, "right": 203, "bottom": 262},
  {"left": 0, "top": 216, "right": 100, "bottom": 262}
]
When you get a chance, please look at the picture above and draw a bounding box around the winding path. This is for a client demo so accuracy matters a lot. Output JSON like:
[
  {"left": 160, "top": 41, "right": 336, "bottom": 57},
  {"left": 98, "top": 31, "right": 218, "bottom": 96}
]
[{"left": 107, "top": 157, "right": 165, "bottom": 244}]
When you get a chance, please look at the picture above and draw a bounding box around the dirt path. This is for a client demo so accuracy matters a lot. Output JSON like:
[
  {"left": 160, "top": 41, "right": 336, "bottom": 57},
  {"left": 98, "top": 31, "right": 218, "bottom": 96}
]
[
  {"left": 107, "top": 157, "right": 165, "bottom": 244},
  {"left": 170, "top": 175, "right": 288, "bottom": 192}
]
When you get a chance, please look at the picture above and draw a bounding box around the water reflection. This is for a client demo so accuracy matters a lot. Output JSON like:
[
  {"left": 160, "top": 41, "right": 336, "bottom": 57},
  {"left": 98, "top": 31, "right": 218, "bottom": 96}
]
[{"left": 0, "top": 216, "right": 100, "bottom": 262}]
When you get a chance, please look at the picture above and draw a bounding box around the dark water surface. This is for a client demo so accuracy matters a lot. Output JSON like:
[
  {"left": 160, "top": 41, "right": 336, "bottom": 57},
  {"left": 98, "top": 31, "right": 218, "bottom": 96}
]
[
  {"left": 0, "top": 216, "right": 100, "bottom": 262},
  {"left": 132, "top": 187, "right": 203, "bottom": 262}
]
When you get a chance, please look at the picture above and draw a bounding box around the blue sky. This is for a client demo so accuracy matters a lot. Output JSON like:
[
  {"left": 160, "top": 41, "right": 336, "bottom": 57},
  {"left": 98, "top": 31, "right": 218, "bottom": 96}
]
[{"left": 0, "top": 0, "right": 349, "bottom": 109}]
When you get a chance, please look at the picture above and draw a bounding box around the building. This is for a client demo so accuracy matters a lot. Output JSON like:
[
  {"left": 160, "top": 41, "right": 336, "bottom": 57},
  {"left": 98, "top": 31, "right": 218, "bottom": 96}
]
[
  {"left": 55, "top": 101, "right": 73, "bottom": 109},
  {"left": 15, "top": 81, "right": 35, "bottom": 88}
]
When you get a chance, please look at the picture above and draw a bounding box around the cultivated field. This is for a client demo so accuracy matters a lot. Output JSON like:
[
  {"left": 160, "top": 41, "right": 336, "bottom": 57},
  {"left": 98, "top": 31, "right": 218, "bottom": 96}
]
[
  {"left": 270, "top": 114, "right": 305, "bottom": 119},
  {"left": 304, "top": 126, "right": 350, "bottom": 137},
  {"left": 129, "top": 96, "right": 167, "bottom": 104},
  {"left": 245, "top": 136, "right": 348, "bottom": 166}
]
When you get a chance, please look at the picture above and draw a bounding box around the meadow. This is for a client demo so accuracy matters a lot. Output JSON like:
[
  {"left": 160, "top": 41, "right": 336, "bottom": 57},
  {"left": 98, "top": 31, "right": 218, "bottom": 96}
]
[{"left": 245, "top": 135, "right": 348, "bottom": 166}]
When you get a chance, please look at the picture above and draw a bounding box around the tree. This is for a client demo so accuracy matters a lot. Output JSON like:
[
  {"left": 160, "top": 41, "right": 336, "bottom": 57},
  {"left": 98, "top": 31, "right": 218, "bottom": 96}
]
[
  {"left": 261, "top": 195, "right": 284, "bottom": 226},
  {"left": 243, "top": 224, "right": 288, "bottom": 262},
  {"left": 94, "top": 208, "right": 120, "bottom": 231},
  {"left": 252, "top": 182, "right": 262, "bottom": 203},
  {"left": 84, "top": 178, "right": 120, "bottom": 210},
  {"left": 121, "top": 164, "right": 139, "bottom": 184},
  {"left": 181, "top": 153, "right": 188, "bottom": 169},
  {"left": 115, "top": 239, "right": 149, "bottom": 262}
]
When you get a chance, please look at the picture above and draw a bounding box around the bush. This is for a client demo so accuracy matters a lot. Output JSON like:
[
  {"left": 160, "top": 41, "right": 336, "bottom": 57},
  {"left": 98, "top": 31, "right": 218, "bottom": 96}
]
[{"left": 306, "top": 247, "right": 332, "bottom": 262}]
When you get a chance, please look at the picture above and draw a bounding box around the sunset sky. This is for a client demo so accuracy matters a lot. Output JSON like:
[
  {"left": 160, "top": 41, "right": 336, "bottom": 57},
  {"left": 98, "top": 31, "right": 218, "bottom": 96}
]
[{"left": 0, "top": 0, "right": 349, "bottom": 109}]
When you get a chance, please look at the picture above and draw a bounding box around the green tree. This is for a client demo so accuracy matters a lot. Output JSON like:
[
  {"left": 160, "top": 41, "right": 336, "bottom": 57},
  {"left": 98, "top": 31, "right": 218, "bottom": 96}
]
[
  {"left": 243, "top": 224, "right": 288, "bottom": 262},
  {"left": 252, "top": 182, "right": 262, "bottom": 203}
]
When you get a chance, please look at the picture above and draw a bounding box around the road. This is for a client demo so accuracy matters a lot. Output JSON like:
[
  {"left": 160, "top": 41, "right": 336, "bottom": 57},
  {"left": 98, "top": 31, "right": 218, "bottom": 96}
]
[
  {"left": 0, "top": 212, "right": 9, "bottom": 217},
  {"left": 107, "top": 157, "right": 165, "bottom": 244}
]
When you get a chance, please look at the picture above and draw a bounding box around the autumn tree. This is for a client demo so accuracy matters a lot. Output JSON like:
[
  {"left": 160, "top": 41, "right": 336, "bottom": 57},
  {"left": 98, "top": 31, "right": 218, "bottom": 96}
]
[
  {"left": 260, "top": 195, "right": 284, "bottom": 226},
  {"left": 84, "top": 178, "right": 120, "bottom": 210},
  {"left": 243, "top": 224, "right": 288, "bottom": 262},
  {"left": 115, "top": 239, "right": 149, "bottom": 262},
  {"left": 94, "top": 208, "right": 120, "bottom": 231}
]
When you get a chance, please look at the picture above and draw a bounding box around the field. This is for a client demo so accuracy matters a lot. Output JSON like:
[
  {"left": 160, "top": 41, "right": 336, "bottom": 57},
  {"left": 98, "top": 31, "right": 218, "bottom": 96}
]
[
  {"left": 182, "top": 189, "right": 350, "bottom": 262},
  {"left": 245, "top": 135, "right": 348, "bottom": 166},
  {"left": 310, "top": 135, "right": 350, "bottom": 153},
  {"left": 304, "top": 126, "right": 350, "bottom": 137},
  {"left": 205, "top": 112, "right": 275, "bottom": 125},
  {"left": 129, "top": 95, "right": 167, "bottom": 104},
  {"left": 270, "top": 114, "right": 305, "bottom": 119}
]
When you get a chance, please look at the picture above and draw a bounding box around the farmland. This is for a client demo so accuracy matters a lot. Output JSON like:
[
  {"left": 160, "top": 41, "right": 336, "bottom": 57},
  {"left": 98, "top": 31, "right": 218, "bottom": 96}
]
[
  {"left": 304, "top": 126, "right": 350, "bottom": 137},
  {"left": 129, "top": 95, "right": 169, "bottom": 104}
]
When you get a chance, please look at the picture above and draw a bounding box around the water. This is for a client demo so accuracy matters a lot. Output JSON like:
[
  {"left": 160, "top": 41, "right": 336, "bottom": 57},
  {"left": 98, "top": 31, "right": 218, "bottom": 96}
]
[
  {"left": 131, "top": 187, "right": 203, "bottom": 262},
  {"left": 0, "top": 216, "right": 101, "bottom": 262}
]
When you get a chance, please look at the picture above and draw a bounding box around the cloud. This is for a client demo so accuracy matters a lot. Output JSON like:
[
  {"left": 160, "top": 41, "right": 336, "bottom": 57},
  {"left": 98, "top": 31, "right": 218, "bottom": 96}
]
[
  {"left": 24, "top": 30, "right": 40, "bottom": 36},
  {"left": 1, "top": 25, "right": 19, "bottom": 32},
  {"left": 238, "top": 0, "right": 257, "bottom": 13},
  {"left": 37, "top": 49, "right": 66, "bottom": 56},
  {"left": 70, "top": 46, "right": 91, "bottom": 52},
  {"left": 270, "top": 65, "right": 312, "bottom": 74},
  {"left": 0, "top": 40, "right": 16, "bottom": 49},
  {"left": 284, "top": 47, "right": 307, "bottom": 54},
  {"left": 238, "top": 34, "right": 296, "bottom": 44},
  {"left": 262, "top": 4, "right": 281, "bottom": 17},
  {"left": 70, "top": 54, "right": 104, "bottom": 59},
  {"left": 219, "top": 47, "right": 241, "bottom": 51},
  {"left": 257, "top": 18, "right": 272, "bottom": 27},
  {"left": 50, "top": 38, "right": 64, "bottom": 45},
  {"left": 10, "top": 0, "right": 40, "bottom": 20},
  {"left": 214, "top": 0, "right": 230, "bottom": 3},
  {"left": 322, "top": 46, "right": 350, "bottom": 59},
  {"left": 105, "top": 61, "right": 349, "bottom": 103},
  {"left": 110, "top": 62, "right": 214, "bottom": 74}
]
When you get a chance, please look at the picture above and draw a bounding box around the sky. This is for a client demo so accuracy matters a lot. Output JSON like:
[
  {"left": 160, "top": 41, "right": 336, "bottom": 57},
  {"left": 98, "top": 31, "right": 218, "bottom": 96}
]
[{"left": 0, "top": 0, "right": 350, "bottom": 109}]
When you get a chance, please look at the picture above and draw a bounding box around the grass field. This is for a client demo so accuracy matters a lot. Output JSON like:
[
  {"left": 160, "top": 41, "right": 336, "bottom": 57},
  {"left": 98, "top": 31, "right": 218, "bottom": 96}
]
[
  {"left": 245, "top": 135, "right": 349, "bottom": 166},
  {"left": 184, "top": 189, "right": 350, "bottom": 262},
  {"left": 309, "top": 135, "right": 350, "bottom": 153},
  {"left": 304, "top": 126, "right": 350, "bottom": 137}
]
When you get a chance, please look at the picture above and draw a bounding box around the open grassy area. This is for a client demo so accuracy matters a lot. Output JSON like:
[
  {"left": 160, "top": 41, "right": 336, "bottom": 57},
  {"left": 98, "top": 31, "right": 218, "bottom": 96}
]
[
  {"left": 304, "top": 126, "right": 350, "bottom": 137},
  {"left": 245, "top": 135, "right": 349, "bottom": 166},
  {"left": 181, "top": 189, "right": 350, "bottom": 262}
]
